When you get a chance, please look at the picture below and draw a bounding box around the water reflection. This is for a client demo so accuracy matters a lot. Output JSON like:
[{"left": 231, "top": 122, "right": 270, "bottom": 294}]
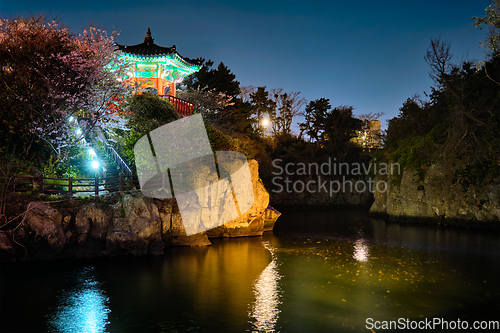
[
  {"left": 48, "top": 266, "right": 110, "bottom": 333},
  {"left": 1, "top": 209, "right": 498, "bottom": 332},
  {"left": 352, "top": 239, "right": 369, "bottom": 262},
  {"left": 250, "top": 241, "right": 282, "bottom": 333}
]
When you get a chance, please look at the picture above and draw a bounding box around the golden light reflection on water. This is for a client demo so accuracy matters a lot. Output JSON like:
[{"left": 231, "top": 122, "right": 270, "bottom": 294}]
[
  {"left": 49, "top": 266, "right": 110, "bottom": 333},
  {"left": 250, "top": 241, "right": 282, "bottom": 333}
]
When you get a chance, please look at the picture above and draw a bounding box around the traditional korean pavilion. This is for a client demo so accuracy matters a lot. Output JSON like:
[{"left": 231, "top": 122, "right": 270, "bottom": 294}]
[{"left": 116, "top": 28, "right": 201, "bottom": 116}]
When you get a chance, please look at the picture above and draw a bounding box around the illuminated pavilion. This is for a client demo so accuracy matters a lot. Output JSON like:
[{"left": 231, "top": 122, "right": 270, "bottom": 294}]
[{"left": 116, "top": 28, "right": 202, "bottom": 115}]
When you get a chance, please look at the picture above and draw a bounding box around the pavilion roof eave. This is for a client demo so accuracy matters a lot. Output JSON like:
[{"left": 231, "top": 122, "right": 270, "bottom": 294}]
[{"left": 118, "top": 51, "right": 201, "bottom": 72}]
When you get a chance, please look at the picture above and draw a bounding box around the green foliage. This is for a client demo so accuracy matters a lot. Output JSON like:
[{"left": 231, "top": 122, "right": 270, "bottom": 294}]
[
  {"left": 298, "top": 99, "right": 362, "bottom": 157},
  {"left": 473, "top": 0, "right": 500, "bottom": 59},
  {"left": 112, "top": 93, "right": 180, "bottom": 169},
  {"left": 385, "top": 98, "right": 445, "bottom": 148},
  {"left": 389, "top": 126, "right": 446, "bottom": 168},
  {"left": 299, "top": 98, "right": 331, "bottom": 142},
  {"left": 41, "top": 194, "right": 63, "bottom": 202},
  {"left": 184, "top": 59, "right": 240, "bottom": 98},
  {"left": 205, "top": 124, "right": 245, "bottom": 154},
  {"left": 383, "top": 38, "right": 500, "bottom": 186},
  {"left": 125, "top": 93, "right": 180, "bottom": 134},
  {"left": 250, "top": 86, "right": 276, "bottom": 125},
  {"left": 454, "top": 160, "right": 500, "bottom": 189},
  {"left": 114, "top": 129, "right": 142, "bottom": 170},
  {"left": 272, "top": 92, "right": 305, "bottom": 137},
  {"left": 322, "top": 106, "right": 363, "bottom": 153},
  {"left": 78, "top": 195, "right": 93, "bottom": 203}
]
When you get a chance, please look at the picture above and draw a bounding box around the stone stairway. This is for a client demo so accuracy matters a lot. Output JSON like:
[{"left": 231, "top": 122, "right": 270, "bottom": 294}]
[
  {"left": 93, "top": 145, "right": 121, "bottom": 180},
  {"left": 86, "top": 128, "right": 128, "bottom": 190}
]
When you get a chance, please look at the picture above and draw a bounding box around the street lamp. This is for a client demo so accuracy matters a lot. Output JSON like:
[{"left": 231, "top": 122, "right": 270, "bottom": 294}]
[{"left": 91, "top": 160, "right": 99, "bottom": 176}]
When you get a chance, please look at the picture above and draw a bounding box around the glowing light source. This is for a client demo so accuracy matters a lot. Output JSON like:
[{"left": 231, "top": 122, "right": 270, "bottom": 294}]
[
  {"left": 261, "top": 118, "right": 270, "bottom": 128},
  {"left": 91, "top": 160, "right": 99, "bottom": 169}
]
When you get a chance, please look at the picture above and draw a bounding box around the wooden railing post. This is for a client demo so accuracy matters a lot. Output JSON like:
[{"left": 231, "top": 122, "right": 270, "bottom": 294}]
[
  {"left": 68, "top": 177, "right": 73, "bottom": 196},
  {"left": 39, "top": 175, "right": 44, "bottom": 194},
  {"left": 119, "top": 174, "right": 124, "bottom": 192},
  {"left": 95, "top": 176, "right": 99, "bottom": 196}
]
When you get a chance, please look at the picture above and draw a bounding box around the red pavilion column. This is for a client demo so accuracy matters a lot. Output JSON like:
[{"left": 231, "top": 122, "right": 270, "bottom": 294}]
[
  {"left": 170, "top": 82, "right": 176, "bottom": 97},
  {"left": 157, "top": 78, "right": 164, "bottom": 96}
]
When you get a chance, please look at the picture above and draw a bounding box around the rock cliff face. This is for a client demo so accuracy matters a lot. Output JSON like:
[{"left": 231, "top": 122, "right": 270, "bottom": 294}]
[
  {"left": 370, "top": 163, "right": 500, "bottom": 227},
  {"left": 0, "top": 160, "right": 281, "bottom": 261},
  {"left": 269, "top": 175, "right": 374, "bottom": 208}
]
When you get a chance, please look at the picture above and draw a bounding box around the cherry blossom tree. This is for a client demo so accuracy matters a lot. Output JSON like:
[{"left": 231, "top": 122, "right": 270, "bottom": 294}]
[{"left": 0, "top": 16, "right": 130, "bottom": 164}]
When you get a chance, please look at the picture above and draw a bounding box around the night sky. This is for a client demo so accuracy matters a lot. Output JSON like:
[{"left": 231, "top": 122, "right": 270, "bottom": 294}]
[{"left": 1, "top": 0, "right": 491, "bottom": 130}]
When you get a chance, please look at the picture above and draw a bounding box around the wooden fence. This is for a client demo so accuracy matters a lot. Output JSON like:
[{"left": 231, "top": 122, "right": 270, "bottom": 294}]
[{"left": 1, "top": 174, "right": 139, "bottom": 196}]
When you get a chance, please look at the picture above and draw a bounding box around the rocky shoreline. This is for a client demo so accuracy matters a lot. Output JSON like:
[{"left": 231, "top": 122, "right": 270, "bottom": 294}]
[
  {"left": 369, "top": 163, "right": 500, "bottom": 229},
  {"left": 0, "top": 160, "right": 281, "bottom": 262}
]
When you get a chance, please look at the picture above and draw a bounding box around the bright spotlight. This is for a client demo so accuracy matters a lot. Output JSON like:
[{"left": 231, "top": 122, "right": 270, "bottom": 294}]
[
  {"left": 262, "top": 118, "right": 270, "bottom": 127},
  {"left": 91, "top": 160, "right": 99, "bottom": 169}
]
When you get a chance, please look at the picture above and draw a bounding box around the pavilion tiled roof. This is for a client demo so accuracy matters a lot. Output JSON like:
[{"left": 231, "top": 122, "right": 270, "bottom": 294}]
[{"left": 115, "top": 28, "right": 201, "bottom": 65}]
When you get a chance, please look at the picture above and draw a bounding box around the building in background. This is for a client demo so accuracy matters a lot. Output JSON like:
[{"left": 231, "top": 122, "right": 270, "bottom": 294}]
[{"left": 352, "top": 120, "right": 382, "bottom": 150}]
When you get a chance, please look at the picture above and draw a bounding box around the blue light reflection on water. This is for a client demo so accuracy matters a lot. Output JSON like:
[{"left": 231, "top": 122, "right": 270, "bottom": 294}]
[{"left": 48, "top": 266, "right": 110, "bottom": 333}]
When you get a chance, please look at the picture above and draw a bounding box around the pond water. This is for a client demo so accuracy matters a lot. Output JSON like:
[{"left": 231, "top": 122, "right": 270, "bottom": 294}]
[{"left": 1, "top": 209, "right": 499, "bottom": 332}]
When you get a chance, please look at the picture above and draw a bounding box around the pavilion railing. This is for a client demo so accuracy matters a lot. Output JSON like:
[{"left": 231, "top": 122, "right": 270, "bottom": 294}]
[{"left": 159, "top": 95, "right": 194, "bottom": 117}]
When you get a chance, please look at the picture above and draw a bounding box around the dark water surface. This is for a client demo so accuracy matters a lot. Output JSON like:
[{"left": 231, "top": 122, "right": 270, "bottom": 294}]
[{"left": 1, "top": 209, "right": 499, "bottom": 332}]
